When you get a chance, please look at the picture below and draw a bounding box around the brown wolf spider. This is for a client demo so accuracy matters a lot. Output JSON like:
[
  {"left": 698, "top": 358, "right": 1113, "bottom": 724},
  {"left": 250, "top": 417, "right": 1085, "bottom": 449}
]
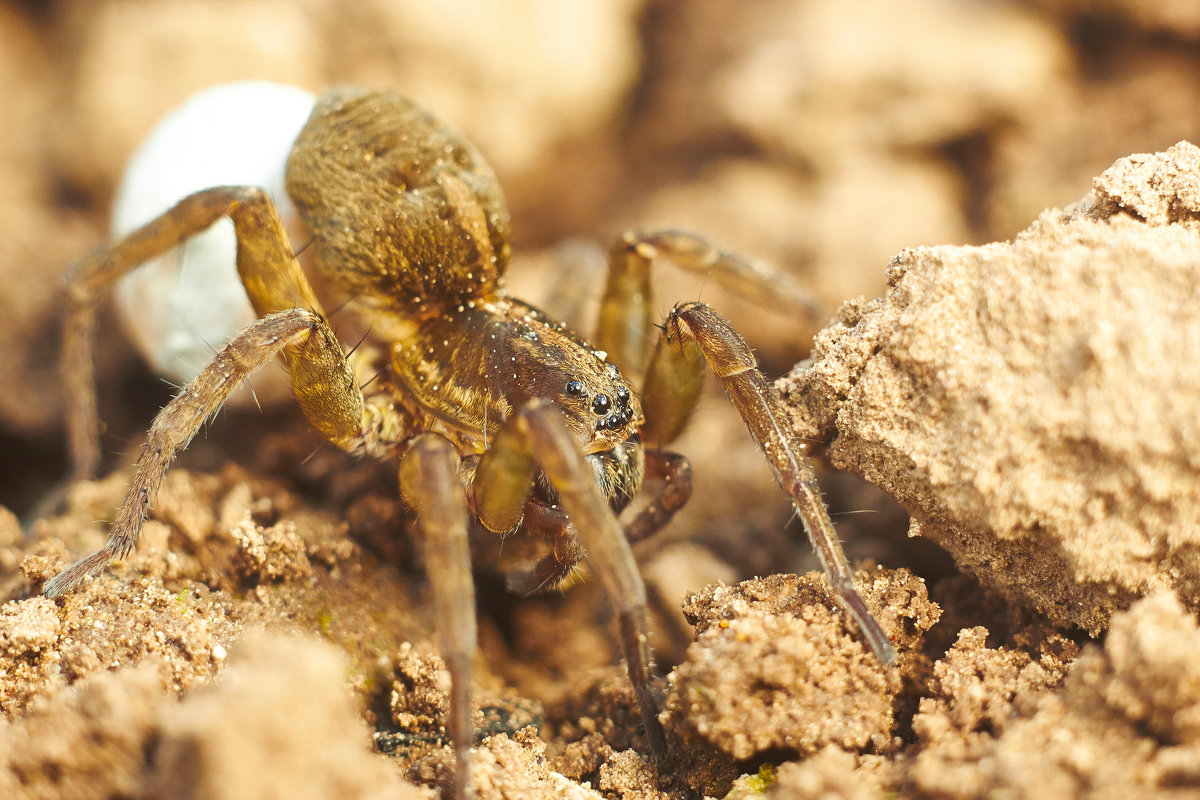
[{"left": 46, "top": 86, "right": 894, "bottom": 798}]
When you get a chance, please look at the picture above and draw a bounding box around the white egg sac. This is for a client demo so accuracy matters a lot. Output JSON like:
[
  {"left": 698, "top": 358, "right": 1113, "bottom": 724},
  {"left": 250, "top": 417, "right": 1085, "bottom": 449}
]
[{"left": 111, "top": 81, "right": 316, "bottom": 386}]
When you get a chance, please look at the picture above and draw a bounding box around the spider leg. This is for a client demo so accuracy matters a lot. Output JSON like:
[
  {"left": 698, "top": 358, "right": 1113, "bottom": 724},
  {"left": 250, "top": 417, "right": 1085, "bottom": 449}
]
[
  {"left": 50, "top": 187, "right": 387, "bottom": 596},
  {"left": 623, "top": 451, "right": 693, "bottom": 545},
  {"left": 471, "top": 411, "right": 539, "bottom": 536},
  {"left": 595, "top": 229, "right": 828, "bottom": 382},
  {"left": 45, "top": 306, "right": 362, "bottom": 597},
  {"left": 659, "top": 301, "right": 896, "bottom": 665},
  {"left": 470, "top": 417, "right": 591, "bottom": 595},
  {"left": 467, "top": 400, "right": 668, "bottom": 759},
  {"left": 398, "top": 435, "right": 475, "bottom": 800},
  {"left": 501, "top": 503, "right": 585, "bottom": 596},
  {"left": 63, "top": 185, "right": 323, "bottom": 479},
  {"left": 517, "top": 401, "right": 667, "bottom": 758}
]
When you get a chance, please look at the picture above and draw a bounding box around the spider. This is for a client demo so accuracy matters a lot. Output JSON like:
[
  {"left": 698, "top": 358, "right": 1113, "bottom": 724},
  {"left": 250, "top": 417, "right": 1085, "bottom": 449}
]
[{"left": 45, "top": 85, "right": 894, "bottom": 799}]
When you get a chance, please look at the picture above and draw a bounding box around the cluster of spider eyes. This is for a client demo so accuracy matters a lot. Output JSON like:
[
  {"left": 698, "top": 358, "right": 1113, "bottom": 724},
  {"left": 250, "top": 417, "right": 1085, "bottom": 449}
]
[{"left": 565, "top": 374, "right": 634, "bottom": 431}]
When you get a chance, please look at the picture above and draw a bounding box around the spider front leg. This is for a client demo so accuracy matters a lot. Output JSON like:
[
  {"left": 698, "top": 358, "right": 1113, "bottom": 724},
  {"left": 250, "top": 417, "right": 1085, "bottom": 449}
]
[
  {"left": 49, "top": 185, "right": 369, "bottom": 595},
  {"left": 655, "top": 301, "right": 896, "bottom": 664},
  {"left": 595, "top": 230, "right": 894, "bottom": 664},
  {"left": 45, "top": 307, "right": 362, "bottom": 597},
  {"left": 63, "top": 185, "right": 322, "bottom": 479},
  {"left": 463, "top": 400, "right": 668, "bottom": 760}
]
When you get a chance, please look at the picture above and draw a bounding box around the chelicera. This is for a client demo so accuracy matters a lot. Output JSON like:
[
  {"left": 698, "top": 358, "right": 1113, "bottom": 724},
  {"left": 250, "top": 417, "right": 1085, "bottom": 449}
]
[{"left": 45, "top": 85, "right": 894, "bottom": 799}]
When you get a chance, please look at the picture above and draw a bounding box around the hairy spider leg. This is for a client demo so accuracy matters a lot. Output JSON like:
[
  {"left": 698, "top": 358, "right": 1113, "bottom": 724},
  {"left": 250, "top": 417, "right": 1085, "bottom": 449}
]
[
  {"left": 401, "top": 401, "right": 668, "bottom": 793},
  {"left": 46, "top": 307, "right": 356, "bottom": 597},
  {"left": 398, "top": 435, "right": 475, "bottom": 800},
  {"left": 61, "top": 185, "right": 348, "bottom": 479},
  {"left": 49, "top": 186, "right": 373, "bottom": 596},
  {"left": 623, "top": 451, "right": 693, "bottom": 545},
  {"left": 509, "top": 401, "right": 667, "bottom": 759},
  {"left": 402, "top": 399, "right": 667, "bottom": 780},
  {"left": 666, "top": 301, "right": 896, "bottom": 665},
  {"left": 500, "top": 503, "right": 586, "bottom": 594},
  {"left": 595, "top": 229, "right": 895, "bottom": 664},
  {"left": 595, "top": 229, "right": 827, "bottom": 383},
  {"left": 471, "top": 408, "right": 588, "bottom": 596},
  {"left": 471, "top": 408, "right": 540, "bottom": 535}
]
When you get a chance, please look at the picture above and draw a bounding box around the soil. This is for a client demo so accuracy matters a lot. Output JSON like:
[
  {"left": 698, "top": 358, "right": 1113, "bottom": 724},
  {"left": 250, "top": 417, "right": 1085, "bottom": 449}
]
[{"left": 2, "top": 2, "right": 1200, "bottom": 799}]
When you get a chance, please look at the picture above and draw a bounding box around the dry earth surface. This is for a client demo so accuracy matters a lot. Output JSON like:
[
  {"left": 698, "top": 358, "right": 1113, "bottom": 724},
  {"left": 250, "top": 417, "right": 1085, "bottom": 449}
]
[{"left": 1, "top": 2, "right": 1199, "bottom": 799}]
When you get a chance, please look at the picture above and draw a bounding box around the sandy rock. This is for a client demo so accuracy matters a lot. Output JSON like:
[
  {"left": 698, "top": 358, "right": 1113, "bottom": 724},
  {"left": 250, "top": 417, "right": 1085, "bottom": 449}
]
[
  {"left": 374, "top": 641, "right": 544, "bottom": 762},
  {"left": 910, "top": 592, "right": 1200, "bottom": 798},
  {"left": 1090, "top": 140, "right": 1200, "bottom": 223},
  {"left": 0, "top": 597, "right": 63, "bottom": 716},
  {"left": 0, "top": 662, "right": 165, "bottom": 800},
  {"left": 548, "top": 667, "right": 650, "bottom": 755},
  {"left": 665, "top": 571, "right": 935, "bottom": 760},
  {"left": 413, "top": 727, "right": 603, "bottom": 800},
  {"left": 1082, "top": 591, "right": 1200, "bottom": 745},
  {"left": 912, "top": 627, "right": 1069, "bottom": 753},
  {"left": 147, "top": 630, "right": 424, "bottom": 800},
  {"left": 782, "top": 142, "right": 1200, "bottom": 633},
  {"left": 767, "top": 749, "right": 884, "bottom": 800},
  {"left": 669, "top": 608, "right": 892, "bottom": 758},
  {"left": 0, "top": 608, "right": 431, "bottom": 800},
  {"left": 595, "top": 748, "right": 672, "bottom": 799},
  {"left": 229, "top": 518, "right": 314, "bottom": 584},
  {"left": 680, "top": 570, "right": 939, "bottom": 655}
]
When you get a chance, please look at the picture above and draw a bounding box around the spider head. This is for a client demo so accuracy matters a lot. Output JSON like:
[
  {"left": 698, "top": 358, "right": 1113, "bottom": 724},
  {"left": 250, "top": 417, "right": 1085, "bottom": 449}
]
[
  {"left": 473, "top": 298, "right": 645, "bottom": 454},
  {"left": 557, "top": 359, "right": 644, "bottom": 453}
]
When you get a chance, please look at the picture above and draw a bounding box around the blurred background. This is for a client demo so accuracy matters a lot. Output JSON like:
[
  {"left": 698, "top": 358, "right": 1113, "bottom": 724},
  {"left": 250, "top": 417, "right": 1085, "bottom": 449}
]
[{"left": 0, "top": 0, "right": 1196, "bottom": 636}]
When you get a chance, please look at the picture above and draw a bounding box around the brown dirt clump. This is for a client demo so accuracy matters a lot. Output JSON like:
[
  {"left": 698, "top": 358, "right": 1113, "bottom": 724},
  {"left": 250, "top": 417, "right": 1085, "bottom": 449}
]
[
  {"left": 4, "top": 3, "right": 1200, "bottom": 799},
  {"left": 0, "top": 662, "right": 166, "bottom": 800},
  {"left": 665, "top": 571, "right": 936, "bottom": 761},
  {"left": 0, "top": 630, "right": 429, "bottom": 800},
  {"left": 412, "top": 727, "right": 607, "bottom": 799},
  {"left": 781, "top": 142, "right": 1200, "bottom": 635},
  {"left": 767, "top": 749, "right": 887, "bottom": 800},
  {"left": 910, "top": 592, "right": 1200, "bottom": 798},
  {"left": 147, "top": 631, "right": 429, "bottom": 800}
]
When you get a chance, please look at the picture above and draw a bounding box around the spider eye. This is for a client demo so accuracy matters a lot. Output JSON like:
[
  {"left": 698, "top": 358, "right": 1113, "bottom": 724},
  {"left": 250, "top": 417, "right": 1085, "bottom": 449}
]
[
  {"left": 615, "top": 385, "right": 630, "bottom": 406},
  {"left": 566, "top": 379, "right": 585, "bottom": 397},
  {"left": 592, "top": 394, "right": 611, "bottom": 415}
]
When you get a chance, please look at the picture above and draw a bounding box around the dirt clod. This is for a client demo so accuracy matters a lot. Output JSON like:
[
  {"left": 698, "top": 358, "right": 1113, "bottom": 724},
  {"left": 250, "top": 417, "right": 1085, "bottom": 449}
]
[
  {"left": 666, "top": 571, "right": 936, "bottom": 761},
  {"left": 147, "top": 630, "right": 426, "bottom": 800},
  {"left": 911, "top": 592, "right": 1200, "bottom": 798},
  {"left": 782, "top": 142, "right": 1200, "bottom": 634}
]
